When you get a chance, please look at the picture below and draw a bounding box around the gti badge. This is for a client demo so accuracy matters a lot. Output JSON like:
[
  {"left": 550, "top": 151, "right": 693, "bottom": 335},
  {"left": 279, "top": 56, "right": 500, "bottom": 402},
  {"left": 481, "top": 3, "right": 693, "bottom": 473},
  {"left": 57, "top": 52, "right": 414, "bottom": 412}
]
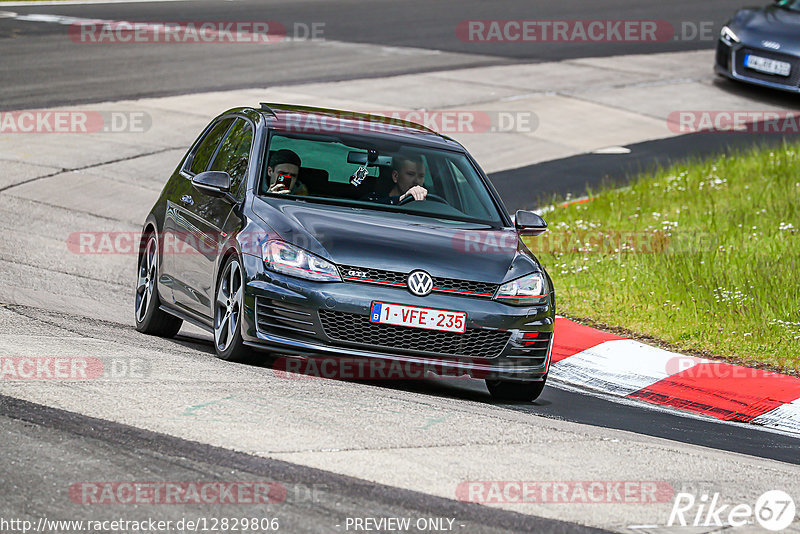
[
  {"left": 407, "top": 270, "right": 434, "bottom": 296},
  {"left": 762, "top": 40, "right": 781, "bottom": 50}
]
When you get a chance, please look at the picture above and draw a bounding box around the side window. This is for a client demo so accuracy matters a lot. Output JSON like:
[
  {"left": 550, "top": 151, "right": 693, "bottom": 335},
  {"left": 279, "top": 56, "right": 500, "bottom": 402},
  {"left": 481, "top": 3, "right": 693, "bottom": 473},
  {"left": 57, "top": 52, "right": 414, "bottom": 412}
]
[
  {"left": 209, "top": 118, "right": 253, "bottom": 195},
  {"left": 188, "top": 118, "right": 234, "bottom": 175}
]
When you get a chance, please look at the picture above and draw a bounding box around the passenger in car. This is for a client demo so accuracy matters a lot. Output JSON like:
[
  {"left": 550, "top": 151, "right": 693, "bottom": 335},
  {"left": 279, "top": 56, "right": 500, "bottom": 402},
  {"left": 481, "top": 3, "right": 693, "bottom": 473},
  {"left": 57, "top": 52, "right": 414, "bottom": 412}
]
[{"left": 265, "top": 149, "right": 308, "bottom": 196}]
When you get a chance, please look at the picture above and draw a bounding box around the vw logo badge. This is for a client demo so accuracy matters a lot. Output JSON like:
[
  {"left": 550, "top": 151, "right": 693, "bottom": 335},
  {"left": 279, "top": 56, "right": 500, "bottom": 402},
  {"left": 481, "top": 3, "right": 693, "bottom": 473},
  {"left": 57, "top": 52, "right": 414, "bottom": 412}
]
[{"left": 407, "top": 270, "right": 434, "bottom": 296}]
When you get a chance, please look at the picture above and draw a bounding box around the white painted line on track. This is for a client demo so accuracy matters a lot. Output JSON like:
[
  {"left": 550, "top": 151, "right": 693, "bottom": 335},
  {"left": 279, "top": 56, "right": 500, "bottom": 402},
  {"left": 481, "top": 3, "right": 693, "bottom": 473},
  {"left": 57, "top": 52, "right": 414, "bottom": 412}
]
[
  {"left": 593, "top": 146, "right": 632, "bottom": 154},
  {"left": 752, "top": 398, "right": 800, "bottom": 434},
  {"left": 15, "top": 13, "right": 92, "bottom": 24},
  {"left": 0, "top": 0, "right": 192, "bottom": 6}
]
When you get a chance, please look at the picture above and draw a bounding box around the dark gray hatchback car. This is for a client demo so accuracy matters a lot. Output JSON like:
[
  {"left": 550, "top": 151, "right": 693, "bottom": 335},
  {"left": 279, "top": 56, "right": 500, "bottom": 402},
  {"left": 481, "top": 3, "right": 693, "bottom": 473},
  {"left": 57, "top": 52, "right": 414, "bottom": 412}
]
[{"left": 135, "top": 103, "right": 555, "bottom": 401}]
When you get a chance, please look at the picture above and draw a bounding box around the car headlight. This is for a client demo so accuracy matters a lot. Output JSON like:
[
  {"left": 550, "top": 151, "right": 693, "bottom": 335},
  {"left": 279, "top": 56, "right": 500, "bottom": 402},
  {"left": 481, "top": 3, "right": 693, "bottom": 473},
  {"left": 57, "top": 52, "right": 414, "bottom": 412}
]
[
  {"left": 262, "top": 240, "right": 341, "bottom": 282},
  {"left": 494, "top": 272, "right": 548, "bottom": 305},
  {"left": 720, "top": 25, "right": 739, "bottom": 45}
]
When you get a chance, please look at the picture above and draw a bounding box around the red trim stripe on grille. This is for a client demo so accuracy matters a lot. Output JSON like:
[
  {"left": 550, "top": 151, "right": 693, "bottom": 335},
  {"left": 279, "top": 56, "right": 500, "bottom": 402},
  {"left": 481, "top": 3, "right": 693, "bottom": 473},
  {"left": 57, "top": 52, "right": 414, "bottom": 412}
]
[
  {"left": 342, "top": 276, "right": 495, "bottom": 297},
  {"left": 341, "top": 276, "right": 406, "bottom": 287}
]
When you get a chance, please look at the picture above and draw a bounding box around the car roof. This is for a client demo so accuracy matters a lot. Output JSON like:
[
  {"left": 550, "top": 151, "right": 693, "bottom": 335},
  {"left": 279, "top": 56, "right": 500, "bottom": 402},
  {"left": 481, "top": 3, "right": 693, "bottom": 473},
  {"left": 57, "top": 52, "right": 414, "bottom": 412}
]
[{"left": 253, "top": 102, "right": 463, "bottom": 150}]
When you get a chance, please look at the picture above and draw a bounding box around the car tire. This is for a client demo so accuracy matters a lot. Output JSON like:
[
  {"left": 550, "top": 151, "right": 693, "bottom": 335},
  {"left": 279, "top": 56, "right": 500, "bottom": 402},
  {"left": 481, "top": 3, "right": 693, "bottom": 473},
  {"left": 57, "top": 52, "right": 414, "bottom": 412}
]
[
  {"left": 135, "top": 232, "right": 183, "bottom": 337},
  {"left": 486, "top": 376, "right": 547, "bottom": 402},
  {"left": 213, "top": 254, "right": 251, "bottom": 362}
]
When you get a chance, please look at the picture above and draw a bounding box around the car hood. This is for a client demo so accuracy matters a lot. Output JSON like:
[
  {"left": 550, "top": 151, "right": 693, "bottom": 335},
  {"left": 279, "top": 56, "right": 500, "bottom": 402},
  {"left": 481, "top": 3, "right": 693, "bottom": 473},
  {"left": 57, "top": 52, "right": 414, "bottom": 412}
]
[
  {"left": 734, "top": 6, "right": 800, "bottom": 49},
  {"left": 252, "top": 197, "right": 539, "bottom": 284}
]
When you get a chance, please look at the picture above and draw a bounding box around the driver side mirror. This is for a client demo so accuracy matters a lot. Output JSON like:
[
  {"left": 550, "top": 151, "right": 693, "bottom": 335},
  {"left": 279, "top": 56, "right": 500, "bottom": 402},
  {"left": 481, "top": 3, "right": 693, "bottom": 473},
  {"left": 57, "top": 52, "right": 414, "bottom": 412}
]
[
  {"left": 515, "top": 210, "right": 547, "bottom": 237},
  {"left": 192, "top": 171, "right": 231, "bottom": 197}
]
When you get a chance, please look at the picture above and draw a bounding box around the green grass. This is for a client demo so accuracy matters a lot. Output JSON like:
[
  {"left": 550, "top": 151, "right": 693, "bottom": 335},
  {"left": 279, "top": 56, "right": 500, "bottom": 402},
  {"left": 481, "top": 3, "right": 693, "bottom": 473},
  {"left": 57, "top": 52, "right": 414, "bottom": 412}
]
[{"left": 525, "top": 142, "right": 800, "bottom": 373}]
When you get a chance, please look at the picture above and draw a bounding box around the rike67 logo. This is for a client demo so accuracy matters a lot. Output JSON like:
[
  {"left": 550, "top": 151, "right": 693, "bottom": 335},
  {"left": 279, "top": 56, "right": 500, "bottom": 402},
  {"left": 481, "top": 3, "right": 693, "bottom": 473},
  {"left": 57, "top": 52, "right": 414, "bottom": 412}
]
[{"left": 668, "top": 490, "right": 796, "bottom": 531}]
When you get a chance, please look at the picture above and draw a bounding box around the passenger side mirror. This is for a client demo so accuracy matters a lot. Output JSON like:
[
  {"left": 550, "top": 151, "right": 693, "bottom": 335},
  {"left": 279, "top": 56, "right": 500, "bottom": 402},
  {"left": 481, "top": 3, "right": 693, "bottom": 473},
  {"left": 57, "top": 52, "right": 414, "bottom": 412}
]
[
  {"left": 515, "top": 210, "right": 548, "bottom": 237},
  {"left": 192, "top": 171, "right": 231, "bottom": 197}
]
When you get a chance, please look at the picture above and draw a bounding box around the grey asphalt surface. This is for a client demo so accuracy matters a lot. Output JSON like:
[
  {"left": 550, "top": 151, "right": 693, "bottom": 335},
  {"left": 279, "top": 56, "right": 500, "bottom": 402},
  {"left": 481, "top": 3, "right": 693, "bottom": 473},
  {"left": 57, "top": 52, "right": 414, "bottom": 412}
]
[
  {"left": 0, "top": 394, "right": 604, "bottom": 534},
  {"left": 494, "top": 125, "right": 800, "bottom": 212},
  {"left": 0, "top": 300, "right": 798, "bottom": 532},
  {"left": 0, "top": 0, "right": 755, "bottom": 110},
  {"left": 488, "top": 68, "right": 800, "bottom": 210}
]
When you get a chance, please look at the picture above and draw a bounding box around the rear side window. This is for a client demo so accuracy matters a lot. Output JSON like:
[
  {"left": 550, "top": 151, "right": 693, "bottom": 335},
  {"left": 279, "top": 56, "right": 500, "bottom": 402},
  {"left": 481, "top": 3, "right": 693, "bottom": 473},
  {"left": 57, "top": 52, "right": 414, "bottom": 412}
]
[
  {"left": 209, "top": 119, "right": 253, "bottom": 195},
  {"left": 189, "top": 118, "right": 234, "bottom": 175}
]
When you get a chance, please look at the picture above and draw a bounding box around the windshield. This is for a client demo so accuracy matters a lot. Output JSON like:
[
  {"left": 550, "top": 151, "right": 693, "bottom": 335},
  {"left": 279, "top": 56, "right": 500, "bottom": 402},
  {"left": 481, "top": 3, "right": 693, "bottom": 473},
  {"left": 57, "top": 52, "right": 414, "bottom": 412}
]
[
  {"left": 258, "top": 132, "right": 505, "bottom": 227},
  {"left": 777, "top": 0, "right": 800, "bottom": 11}
]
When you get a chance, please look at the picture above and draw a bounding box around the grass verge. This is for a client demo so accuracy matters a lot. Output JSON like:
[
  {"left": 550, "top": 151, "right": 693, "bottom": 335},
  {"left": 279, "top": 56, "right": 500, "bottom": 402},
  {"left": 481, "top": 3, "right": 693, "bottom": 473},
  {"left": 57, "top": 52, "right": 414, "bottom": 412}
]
[{"left": 524, "top": 141, "right": 800, "bottom": 374}]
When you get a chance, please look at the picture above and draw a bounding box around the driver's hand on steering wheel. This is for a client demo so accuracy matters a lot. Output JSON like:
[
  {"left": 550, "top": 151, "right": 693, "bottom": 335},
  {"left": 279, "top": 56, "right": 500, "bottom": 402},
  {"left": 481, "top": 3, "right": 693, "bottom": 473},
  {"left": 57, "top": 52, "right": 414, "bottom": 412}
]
[{"left": 399, "top": 185, "right": 428, "bottom": 202}]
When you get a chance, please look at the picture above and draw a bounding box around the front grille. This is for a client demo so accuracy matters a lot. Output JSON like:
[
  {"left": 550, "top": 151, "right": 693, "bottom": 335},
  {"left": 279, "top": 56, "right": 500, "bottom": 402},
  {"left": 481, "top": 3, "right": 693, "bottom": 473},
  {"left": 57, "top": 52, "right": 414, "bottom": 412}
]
[
  {"left": 433, "top": 277, "right": 497, "bottom": 296},
  {"left": 318, "top": 310, "right": 511, "bottom": 358},
  {"left": 338, "top": 264, "right": 498, "bottom": 299},
  {"left": 255, "top": 298, "right": 318, "bottom": 337},
  {"left": 506, "top": 331, "right": 552, "bottom": 367},
  {"left": 734, "top": 47, "right": 800, "bottom": 88},
  {"left": 339, "top": 265, "right": 406, "bottom": 285}
]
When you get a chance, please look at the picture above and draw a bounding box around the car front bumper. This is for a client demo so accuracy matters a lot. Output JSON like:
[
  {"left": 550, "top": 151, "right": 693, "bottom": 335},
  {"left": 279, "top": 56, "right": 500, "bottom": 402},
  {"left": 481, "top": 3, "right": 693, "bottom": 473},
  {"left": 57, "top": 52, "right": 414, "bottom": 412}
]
[
  {"left": 239, "top": 253, "right": 554, "bottom": 382},
  {"left": 715, "top": 40, "right": 800, "bottom": 94}
]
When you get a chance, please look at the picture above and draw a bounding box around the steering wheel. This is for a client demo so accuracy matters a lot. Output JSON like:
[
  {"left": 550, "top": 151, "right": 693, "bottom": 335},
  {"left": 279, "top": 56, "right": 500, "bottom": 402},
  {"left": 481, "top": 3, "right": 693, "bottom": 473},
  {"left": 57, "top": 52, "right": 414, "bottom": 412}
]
[{"left": 399, "top": 193, "right": 448, "bottom": 205}]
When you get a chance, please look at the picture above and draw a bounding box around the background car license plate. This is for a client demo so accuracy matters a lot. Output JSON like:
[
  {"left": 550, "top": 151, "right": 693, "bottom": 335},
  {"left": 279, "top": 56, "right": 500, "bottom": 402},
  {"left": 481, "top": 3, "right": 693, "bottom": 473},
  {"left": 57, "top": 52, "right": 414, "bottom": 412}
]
[
  {"left": 745, "top": 54, "right": 791, "bottom": 77},
  {"left": 370, "top": 302, "right": 466, "bottom": 333}
]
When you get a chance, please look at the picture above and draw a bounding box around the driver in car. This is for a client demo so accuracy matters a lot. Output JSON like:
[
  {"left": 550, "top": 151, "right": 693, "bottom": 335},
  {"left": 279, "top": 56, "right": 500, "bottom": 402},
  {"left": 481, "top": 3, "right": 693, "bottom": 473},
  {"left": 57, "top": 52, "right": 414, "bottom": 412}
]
[
  {"left": 363, "top": 153, "right": 427, "bottom": 205},
  {"left": 389, "top": 153, "right": 427, "bottom": 203}
]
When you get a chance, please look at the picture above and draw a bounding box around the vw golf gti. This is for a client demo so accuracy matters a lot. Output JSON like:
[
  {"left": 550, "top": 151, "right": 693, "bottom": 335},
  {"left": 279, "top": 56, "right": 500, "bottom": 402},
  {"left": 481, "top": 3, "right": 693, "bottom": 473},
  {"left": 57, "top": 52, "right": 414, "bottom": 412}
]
[{"left": 135, "top": 103, "right": 555, "bottom": 401}]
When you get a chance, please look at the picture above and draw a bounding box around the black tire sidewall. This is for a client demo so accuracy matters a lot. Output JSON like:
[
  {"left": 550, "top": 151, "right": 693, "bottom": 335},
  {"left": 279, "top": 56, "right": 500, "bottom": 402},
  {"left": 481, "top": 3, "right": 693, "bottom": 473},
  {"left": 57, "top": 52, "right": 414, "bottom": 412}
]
[
  {"left": 135, "top": 233, "right": 161, "bottom": 331},
  {"left": 486, "top": 375, "right": 547, "bottom": 402},
  {"left": 214, "top": 255, "right": 248, "bottom": 362},
  {"left": 135, "top": 232, "right": 182, "bottom": 337}
]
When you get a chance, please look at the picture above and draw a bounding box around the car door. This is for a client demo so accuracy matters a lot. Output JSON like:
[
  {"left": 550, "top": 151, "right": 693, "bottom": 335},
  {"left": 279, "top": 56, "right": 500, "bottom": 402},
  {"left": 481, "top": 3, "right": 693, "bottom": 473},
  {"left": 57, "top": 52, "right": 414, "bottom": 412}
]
[
  {"left": 163, "top": 117, "right": 234, "bottom": 318},
  {"left": 173, "top": 117, "right": 254, "bottom": 318}
]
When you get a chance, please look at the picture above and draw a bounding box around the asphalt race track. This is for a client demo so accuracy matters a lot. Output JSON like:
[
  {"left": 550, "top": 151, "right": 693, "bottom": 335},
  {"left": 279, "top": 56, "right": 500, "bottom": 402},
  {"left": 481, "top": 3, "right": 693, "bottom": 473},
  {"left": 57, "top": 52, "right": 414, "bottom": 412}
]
[
  {"left": 1, "top": 1, "right": 800, "bottom": 533},
  {"left": 0, "top": 0, "right": 758, "bottom": 110}
]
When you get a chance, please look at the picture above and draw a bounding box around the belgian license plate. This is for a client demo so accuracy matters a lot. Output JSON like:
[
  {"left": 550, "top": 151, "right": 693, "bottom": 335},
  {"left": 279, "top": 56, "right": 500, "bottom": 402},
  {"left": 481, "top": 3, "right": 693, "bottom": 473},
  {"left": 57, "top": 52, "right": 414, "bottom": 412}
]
[
  {"left": 745, "top": 54, "right": 791, "bottom": 77},
  {"left": 370, "top": 302, "right": 466, "bottom": 333}
]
